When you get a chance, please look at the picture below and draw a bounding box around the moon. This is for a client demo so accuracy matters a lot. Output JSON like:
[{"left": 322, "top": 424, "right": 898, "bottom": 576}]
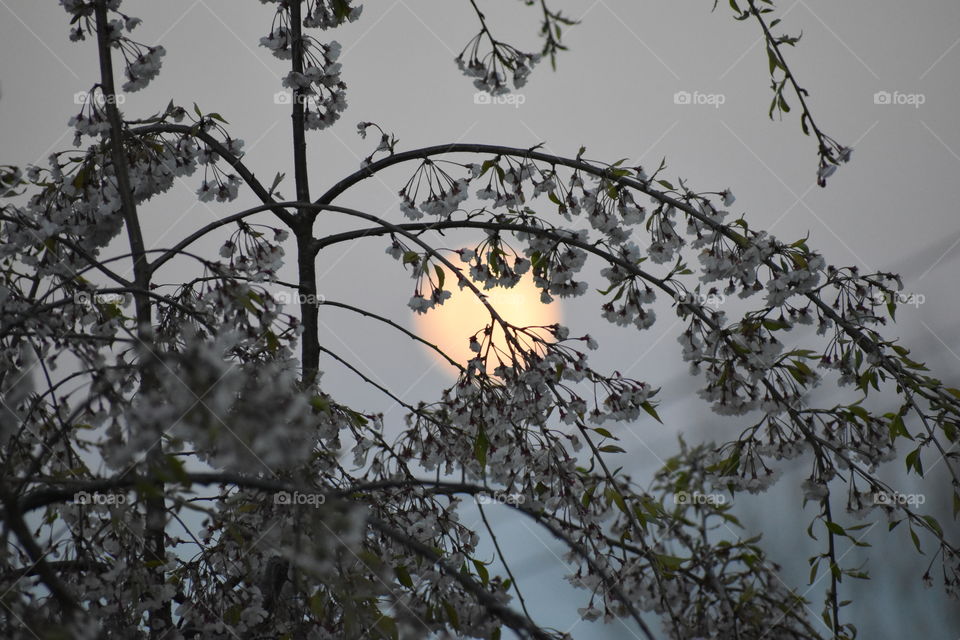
[{"left": 412, "top": 262, "right": 561, "bottom": 374}]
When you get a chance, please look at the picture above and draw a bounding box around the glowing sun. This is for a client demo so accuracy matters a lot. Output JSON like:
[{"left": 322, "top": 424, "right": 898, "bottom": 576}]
[{"left": 412, "top": 264, "right": 561, "bottom": 374}]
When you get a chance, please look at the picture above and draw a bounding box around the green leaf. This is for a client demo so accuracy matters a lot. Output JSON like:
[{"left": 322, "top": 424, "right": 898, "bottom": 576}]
[
  {"left": 905, "top": 448, "right": 923, "bottom": 476},
  {"left": 309, "top": 590, "right": 325, "bottom": 616},
  {"left": 474, "top": 429, "right": 489, "bottom": 468},
  {"left": 599, "top": 444, "right": 626, "bottom": 453},
  {"left": 434, "top": 264, "right": 445, "bottom": 289},
  {"left": 909, "top": 526, "right": 923, "bottom": 554},
  {"left": 395, "top": 565, "right": 414, "bottom": 589},
  {"left": 887, "top": 414, "right": 911, "bottom": 442},
  {"left": 943, "top": 421, "right": 959, "bottom": 443},
  {"left": 825, "top": 521, "right": 845, "bottom": 536},
  {"left": 374, "top": 615, "right": 399, "bottom": 640},
  {"left": 767, "top": 46, "right": 779, "bottom": 75},
  {"left": 331, "top": 0, "right": 352, "bottom": 20},
  {"left": 473, "top": 559, "right": 490, "bottom": 586},
  {"left": 655, "top": 554, "right": 685, "bottom": 571},
  {"left": 269, "top": 171, "right": 285, "bottom": 195},
  {"left": 641, "top": 401, "right": 662, "bottom": 423},
  {"left": 922, "top": 515, "right": 943, "bottom": 538},
  {"left": 443, "top": 600, "right": 460, "bottom": 629}
]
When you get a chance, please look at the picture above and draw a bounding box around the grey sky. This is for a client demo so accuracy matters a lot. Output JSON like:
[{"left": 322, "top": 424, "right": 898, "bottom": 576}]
[{"left": 2, "top": 1, "right": 959, "bottom": 637}]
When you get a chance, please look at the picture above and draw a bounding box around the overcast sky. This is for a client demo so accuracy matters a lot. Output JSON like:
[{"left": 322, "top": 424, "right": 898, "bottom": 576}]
[{"left": 2, "top": 1, "right": 959, "bottom": 637}]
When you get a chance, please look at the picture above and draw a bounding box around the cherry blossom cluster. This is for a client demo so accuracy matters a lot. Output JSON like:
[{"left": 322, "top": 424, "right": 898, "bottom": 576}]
[
  {"left": 456, "top": 32, "right": 542, "bottom": 94},
  {"left": 61, "top": 1, "right": 165, "bottom": 92},
  {"left": 458, "top": 240, "right": 530, "bottom": 292},
  {"left": 137, "top": 104, "right": 248, "bottom": 205},
  {"left": 598, "top": 267, "right": 658, "bottom": 330},
  {"left": 473, "top": 156, "right": 537, "bottom": 209},
  {"left": 355, "top": 120, "right": 398, "bottom": 167},
  {"left": 67, "top": 91, "right": 112, "bottom": 142},
  {"left": 122, "top": 333, "right": 333, "bottom": 471},
  {"left": 261, "top": 4, "right": 349, "bottom": 130},
  {"left": 5, "top": 4, "right": 960, "bottom": 638},
  {"left": 303, "top": 0, "right": 363, "bottom": 29},
  {"left": 397, "top": 160, "right": 470, "bottom": 220},
  {"left": 383, "top": 239, "right": 454, "bottom": 314}
]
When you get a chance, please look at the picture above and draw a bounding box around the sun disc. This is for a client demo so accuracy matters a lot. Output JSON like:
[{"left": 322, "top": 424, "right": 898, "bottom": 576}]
[{"left": 412, "top": 265, "right": 561, "bottom": 374}]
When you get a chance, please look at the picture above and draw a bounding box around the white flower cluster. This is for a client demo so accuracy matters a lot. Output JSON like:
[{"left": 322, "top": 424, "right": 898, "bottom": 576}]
[
  {"left": 455, "top": 36, "right": 541, "bottom": 94},
  {"left": 765, "top": 253, "right": 825, "bottom": 307},
  {"left": 128, "top": 331, "right": 334, "bottom": 471},
  {"left": 645, "top": 206, "right": 684, "bottom": 264},
  {"left": 456, "top": 245, "right": 530, "bottom": 292},
  {"left": 0, "top": 341, "right": 35, "bottom": 445},
  {"left": 400, "top": 331, "right": 653, "bottom": 513},
  {"left": 279, "top": 41, "right": 347, "bottom": 130},
  {"left": 519, "top": 228, "right": 589, "bottom": 302},
  {"left": 60, "top": 0, "right": 123, "bottom": 42},
  {"left": 197, "top": 174, "right": 242, "bottom": 203},
  {"left": 68, "top": 98, "right": 111, "bottom": 142},
  {"left": 398, "top": 161, "right": 471, "bottom": 220},
  {"left": 698, "top": 230, "right": 777, "bottom": 296},
  {"left": 384, "top": 240, "right": 456, "bottom": 314},
  {"left": 303, "top": 0, "right": 363, "bottom": 29},
  {"left": 576, "top": 185, "right": 645, "bottom": 244},
  {"left": 259, "top": 2, "right": 351, "bottom": 131},
  {"left": 216, "top": 226, "right": 287, "bottom": 281},
  {"left": 474, "top": 159, "right": 535, "bottom": 210},
  {"left": 598, "top": 273, "right": 657, "bottom": 330},
  {"left": 121, "top": 45, "right": 165, "bottom": 92}
]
